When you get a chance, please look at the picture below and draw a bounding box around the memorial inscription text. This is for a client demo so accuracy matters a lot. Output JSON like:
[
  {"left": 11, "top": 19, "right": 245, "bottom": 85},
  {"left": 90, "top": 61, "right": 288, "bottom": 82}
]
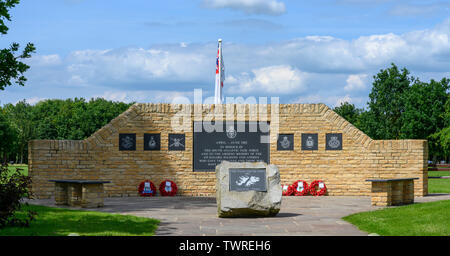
[{"left": 193, "top": 121, "right": 270, "bottom": 172}]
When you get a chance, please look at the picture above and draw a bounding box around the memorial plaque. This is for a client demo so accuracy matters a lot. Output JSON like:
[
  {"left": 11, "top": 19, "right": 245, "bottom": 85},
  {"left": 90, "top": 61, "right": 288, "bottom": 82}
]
[
  {"left": 301, "top": 133, "right": 318, "bottom": 150},
  {"left": 326, "top": 133, "right": 343, "bottom": 150},
  {"left": 119, "top": 133, "right": 136, "bottom": 151},
  {"left": 144, "top": 133, "right": 161, "bottom": 151},
  {"left": 229, "top": 168, "right": 267, "bottom": 192},
  {"left": 169, "top": 134, "right": 185, "bottom": 151},
  {"left": 277, "top": 134, "right": 294, "bottom": 151},
  {"left": 193, "top": 121, "right": 270, "bottom": 172}
]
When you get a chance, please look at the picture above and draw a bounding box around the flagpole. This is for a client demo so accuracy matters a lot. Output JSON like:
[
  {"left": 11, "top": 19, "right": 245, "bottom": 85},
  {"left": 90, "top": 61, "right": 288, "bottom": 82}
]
[
  {"left": 215, "top": 39, "right": 223, "bottom": 105},
  {"left": 218, "top": 38, "right": 223, "bottom": 104}
]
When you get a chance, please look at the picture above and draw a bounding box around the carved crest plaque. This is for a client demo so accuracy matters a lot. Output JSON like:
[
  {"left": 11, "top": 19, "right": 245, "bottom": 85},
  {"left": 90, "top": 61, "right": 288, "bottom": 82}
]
[
  {"left": 169, "top": 134, "right": 185, "bottom": 151},
  {"left": 119, "top": 133, "right": 136, "bottom": 151},
  {"left": 301, "top": 133, "right": 318, "bottom": 150},
  {"left": 326, "top": 133, "right": 343, "bottom": 150},
  {"left": 144, "top": 133, "right": 161, "bottom": 151},
  {"left": 277, "top": 134, "right": 294, "bottom": 151},
  {"left": 229, "top": 168, "right": 267, "bottom": 192}
]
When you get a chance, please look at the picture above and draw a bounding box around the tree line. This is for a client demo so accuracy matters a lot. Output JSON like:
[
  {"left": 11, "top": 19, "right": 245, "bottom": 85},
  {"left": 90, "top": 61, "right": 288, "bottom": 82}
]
[
  {"left": 0, "top": 98, "right": 133, "bottom": 164},
  {"left": 334, "top": 63, "right": 449, "bottom": 162}
]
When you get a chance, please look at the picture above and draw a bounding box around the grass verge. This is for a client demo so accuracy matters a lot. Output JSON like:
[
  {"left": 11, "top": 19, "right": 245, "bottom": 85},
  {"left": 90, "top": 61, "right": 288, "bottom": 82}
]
[
  {"left": 0, "top": 204, "right": 159, "bottom": 236},
  {"left": 428, "top": 171, "right": 450, "bottom": 177},
  {"left": 343, "top": 200, "right": 450, "bottom": 236},
  {"left": 428, "top": 179, "right": 450, "bottom": 194}
]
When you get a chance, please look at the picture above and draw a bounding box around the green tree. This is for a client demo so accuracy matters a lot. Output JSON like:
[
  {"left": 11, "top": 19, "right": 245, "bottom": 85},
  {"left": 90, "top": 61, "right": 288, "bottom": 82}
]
[
  {"left": 0, "top": 106, "right": 34, "bottom": 228},
  {"left": 0, "top": 110, "right": 34, "bottom": 226},
  {"left": 401, "top": 78, "right": 449, "bottom": 139},
  {"left": 3, "top": 100, "right": 35, "bottom": 163},
  {"left": 71, "top": 98, "right": 132, "bottom": 139},
  {"left": 32, "top": 99, "right": 64, "bottom": 139},
  {"left": 401, "top": 78, "right": 449, "bottom": 161},
  {"left": 429, "top": 96, "right": 450, "bottom": 161},
  {"left": 0, "top": 0, "right": 35, "bottom": 90},
  {"left": 362, "top": 63, "right": 413, "bottom": 139},
  {"left": 0, "top": 108, "right": 17, "bottom": 164},
  {"left": 333, "top": 102, "right": 364, "bottom": 127},
  {"left": 31, "top": 98, "right": 133, "bottom": 141}
]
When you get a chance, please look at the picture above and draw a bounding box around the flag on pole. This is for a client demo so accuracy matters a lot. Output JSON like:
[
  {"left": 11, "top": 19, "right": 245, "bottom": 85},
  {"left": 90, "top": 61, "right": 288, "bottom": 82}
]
[{"left": 215, "top": 39, "right": 225, "bottom": 104}]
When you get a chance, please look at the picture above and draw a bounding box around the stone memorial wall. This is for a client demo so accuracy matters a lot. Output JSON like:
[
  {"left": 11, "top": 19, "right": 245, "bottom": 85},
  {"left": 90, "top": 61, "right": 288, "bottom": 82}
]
[{"left": 28, "top": 103, "right": 428, "bottom": 198}]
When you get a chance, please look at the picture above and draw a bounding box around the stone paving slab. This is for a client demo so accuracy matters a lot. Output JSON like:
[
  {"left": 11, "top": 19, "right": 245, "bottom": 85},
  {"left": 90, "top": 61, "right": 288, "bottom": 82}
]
[{"left": 26, "top": 194, "right": 450, "bottom": 236}]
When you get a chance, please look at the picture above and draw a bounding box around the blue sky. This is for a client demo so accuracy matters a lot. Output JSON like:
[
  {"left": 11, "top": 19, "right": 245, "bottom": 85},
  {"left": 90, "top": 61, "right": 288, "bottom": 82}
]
[{"left": 1, "top": 0, "right": 449, "bottom": 108}]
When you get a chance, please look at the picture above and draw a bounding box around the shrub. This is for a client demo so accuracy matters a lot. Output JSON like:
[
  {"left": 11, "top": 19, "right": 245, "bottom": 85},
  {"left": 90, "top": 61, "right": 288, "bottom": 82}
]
[{"left": 0, "top": 164, "right": 36, "bottom": 228}]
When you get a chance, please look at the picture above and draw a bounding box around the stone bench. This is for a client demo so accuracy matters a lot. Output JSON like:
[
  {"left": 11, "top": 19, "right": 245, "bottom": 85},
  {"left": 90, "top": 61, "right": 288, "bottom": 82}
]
[
  {"left": 49, "top": 180, "right": 111, "bottom": 208},
  {"left": 366, "top": 178, "right": 418, "bottom": 206}
]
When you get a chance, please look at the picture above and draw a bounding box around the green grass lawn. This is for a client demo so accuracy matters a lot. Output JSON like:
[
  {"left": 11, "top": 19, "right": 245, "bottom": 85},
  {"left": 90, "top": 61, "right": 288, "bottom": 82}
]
[
  {"left": 0, "top": 204, "right": 159, "bottom": 236},
  {"left": 428, "top": 171, "right": 450, "bottom": 194},
  {"left": 343, "top": 200, "right": 450, "bottom": 236},
  {"left": 428, "top": 171, "right": 450, "bottom": 177},
  {"left": 429, "top": 179, "right": 450, "bottom": 194}
]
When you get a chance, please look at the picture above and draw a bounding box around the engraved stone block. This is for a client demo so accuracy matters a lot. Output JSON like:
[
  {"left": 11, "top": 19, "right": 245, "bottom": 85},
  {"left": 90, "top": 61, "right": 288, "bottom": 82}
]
[{"left": 216, "top": 161, "right": 282, "bottom": 218}]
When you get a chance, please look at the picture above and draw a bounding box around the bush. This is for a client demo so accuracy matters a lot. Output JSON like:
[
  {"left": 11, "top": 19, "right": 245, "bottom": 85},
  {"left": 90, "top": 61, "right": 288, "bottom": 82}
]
[{"left": 0, "top": 164, "right": 36, "bottom": 228}]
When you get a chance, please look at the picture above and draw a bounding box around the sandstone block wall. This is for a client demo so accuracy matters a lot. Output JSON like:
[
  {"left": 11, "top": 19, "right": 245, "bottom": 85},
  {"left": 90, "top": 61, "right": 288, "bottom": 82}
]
[{"left": 29, "top": 103, "right": 428, "bottom": 198}]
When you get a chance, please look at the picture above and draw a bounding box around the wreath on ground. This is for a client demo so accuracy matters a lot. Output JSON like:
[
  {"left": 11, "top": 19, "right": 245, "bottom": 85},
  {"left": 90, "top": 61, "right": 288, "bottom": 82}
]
[
  {"left": 281, "top": 184, "right": 294, "bottom": 196},
  {"left": 309, "top": 180, "right": 327, "bottom": 196},
  {"left": 159, "top": 179, "right": 178, "bottom": 196},
  {"left": 138, "top": 180, "right": 157, "bottom": 197},
  {"left": 292, "top": 180, "right": 309, "bottom": 196}
]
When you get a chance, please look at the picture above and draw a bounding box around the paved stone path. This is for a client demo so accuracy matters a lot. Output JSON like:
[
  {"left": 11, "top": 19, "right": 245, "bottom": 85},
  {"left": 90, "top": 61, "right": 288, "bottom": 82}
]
[{"left": 28, "top": 194, "right": 450, "bottom": 236}]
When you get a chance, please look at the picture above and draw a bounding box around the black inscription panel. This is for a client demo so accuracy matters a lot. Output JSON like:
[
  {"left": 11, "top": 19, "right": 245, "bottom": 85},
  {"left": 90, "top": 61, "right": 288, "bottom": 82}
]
[
  {"left": 193, "top": 121, "right": 270, "bottom": 172},
  {"left": 229, "top": 168, "right": 267, "bottom": 192}
]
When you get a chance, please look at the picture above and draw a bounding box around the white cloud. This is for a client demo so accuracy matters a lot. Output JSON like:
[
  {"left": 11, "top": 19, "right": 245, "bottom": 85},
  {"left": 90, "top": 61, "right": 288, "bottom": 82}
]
[
  {"left": 28, "top": 54, "right": 62, "bottom": 66},
  {"left": 26, "top": 19, "right": 450, "bottom": 91},
  {"left": 13, "top": 18, "right": 450, "bottom": 108},
  {"left": 344, "top": 74, "right": 368, "bottom": 91},
  {"left": 96, "top": 91, "right": 130, "bottom": 102},
  {"left": 335, "top": 94, "right": 352, "bottom": 107},
  {"left": 226, "top": 65, "right": 308, "bottom": 94},
  {"left": 292, "top": 94, "right": 365, "bottom": 108},
  {"left": 39, "top": 47, "right": 212, "bottom": 88},
  {"left": 94, "top": 90, "right": 195, "bottom": 104},
  {"left": 291, "top": 94, "right": 324, "bottom": 104},
  {"left": 354, "top": 33, "right": 408, "bottom": 63},
  {"left": 203, "top": 0, "right": 286, "bottom": 15},
  {"left": 23, "top": 97, "right": 47, "bottom": 105}
]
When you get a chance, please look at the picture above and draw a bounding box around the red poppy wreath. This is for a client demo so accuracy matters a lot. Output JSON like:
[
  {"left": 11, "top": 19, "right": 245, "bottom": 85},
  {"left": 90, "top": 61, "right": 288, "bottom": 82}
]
[
  {"left": 292, "top": 180, "right": 309, "bottom": 196},
  {"left": 138, "top": 180, "right": 157, "bottom": 197},
  {"left": 309, "top": 180, "right": 327, "bottom": 196},
  {"left": 282, "top": 184, "right": 294, "bottom": 196},
  {"left": 159, "top": 179, "right": 178, "bottom": 196}
]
